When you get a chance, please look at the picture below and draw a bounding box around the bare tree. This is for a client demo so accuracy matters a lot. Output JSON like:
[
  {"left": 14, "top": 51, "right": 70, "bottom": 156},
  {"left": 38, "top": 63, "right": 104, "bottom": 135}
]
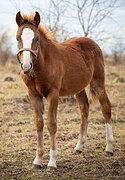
[
  {"left": 0, "top": 28, "right": 12, "bottom": 65},
  {"left": 66, "top": 0, "right": 119, "bottom": 39},
  {"left": 10, "top": 0, "right": 121, "bottom": 42},
  {"left": 111, "top": 38, "right": 125, "bottom": 63}
]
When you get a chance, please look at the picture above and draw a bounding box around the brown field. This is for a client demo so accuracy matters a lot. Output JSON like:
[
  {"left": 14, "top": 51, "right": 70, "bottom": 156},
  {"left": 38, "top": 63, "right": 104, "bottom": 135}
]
[{"left": 0, "top": 58, "right": 125, "bottom": 180}]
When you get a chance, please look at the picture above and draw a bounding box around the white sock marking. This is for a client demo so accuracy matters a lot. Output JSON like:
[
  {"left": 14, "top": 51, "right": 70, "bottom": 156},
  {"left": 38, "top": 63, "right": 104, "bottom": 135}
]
[
  {"left": 75, "top": 135, "right": 86, "bottom": 152},
  {"left": 21, "top": 28, "right": 34, "bottom": 69},
  {"left": 48, "top": 149, "right": 58, "bottom": 168},
  {"left": 75, "top": 121, "right": 87, "bottom": 152},
  {"left": 105, "top": 123, "right": 114, "bottom": 153}
]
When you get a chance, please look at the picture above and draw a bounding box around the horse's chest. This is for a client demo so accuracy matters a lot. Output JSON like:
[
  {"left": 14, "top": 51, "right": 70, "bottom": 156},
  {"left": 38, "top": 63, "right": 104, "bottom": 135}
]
[{"left": 35, "top": 82, "right": 50, "bottom": 98}]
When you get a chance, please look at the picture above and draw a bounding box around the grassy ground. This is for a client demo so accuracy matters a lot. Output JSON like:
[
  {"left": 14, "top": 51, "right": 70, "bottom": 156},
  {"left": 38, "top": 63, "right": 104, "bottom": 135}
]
[{"left": 0, "top": 59, "right": 125, "bottom": 180}]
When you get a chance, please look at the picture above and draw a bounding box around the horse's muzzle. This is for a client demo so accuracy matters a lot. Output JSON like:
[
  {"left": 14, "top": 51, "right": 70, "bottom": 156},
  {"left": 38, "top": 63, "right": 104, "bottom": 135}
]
[{"left": 21, "top": 62, "right": 33, "bottom": 74}]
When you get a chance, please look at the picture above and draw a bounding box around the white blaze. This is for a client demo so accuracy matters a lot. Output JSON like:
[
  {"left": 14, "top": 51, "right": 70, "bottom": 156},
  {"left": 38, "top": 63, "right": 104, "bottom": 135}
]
[{"left": 21, "top": 28, "right": 34, "bottom": 66}]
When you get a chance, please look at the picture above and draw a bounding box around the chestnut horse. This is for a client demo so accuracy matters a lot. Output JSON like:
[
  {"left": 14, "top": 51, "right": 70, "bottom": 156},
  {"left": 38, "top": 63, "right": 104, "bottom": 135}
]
[{"left": 16, "top": 12, "right": 114, "bottom": 169}]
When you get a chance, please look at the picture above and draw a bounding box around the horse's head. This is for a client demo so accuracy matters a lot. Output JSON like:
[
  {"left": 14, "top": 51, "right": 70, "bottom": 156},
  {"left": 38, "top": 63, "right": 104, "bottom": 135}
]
[{"left": 16, "top": 11, "right": 40, "bottom": 74}]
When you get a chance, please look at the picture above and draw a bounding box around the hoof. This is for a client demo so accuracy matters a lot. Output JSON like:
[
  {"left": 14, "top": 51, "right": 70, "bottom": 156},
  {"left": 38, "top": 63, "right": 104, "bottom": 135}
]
[
  {"left": 47, "top": 166, "right": 57, "bottom": 170},
  {"left": 74, "top": 149, "right": 82, "bottom": 154},
  {"left": 105, "top": 151, "right": 113, "bottom": 156},
  {"left": 32, "top": 164, "right": 42, "bottom": 169}
]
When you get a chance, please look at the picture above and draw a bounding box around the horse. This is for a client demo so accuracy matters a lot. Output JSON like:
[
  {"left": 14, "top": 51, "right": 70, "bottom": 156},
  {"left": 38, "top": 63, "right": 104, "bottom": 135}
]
[{"left": 15, "top": 11, "right": 114, "bottom": 169}]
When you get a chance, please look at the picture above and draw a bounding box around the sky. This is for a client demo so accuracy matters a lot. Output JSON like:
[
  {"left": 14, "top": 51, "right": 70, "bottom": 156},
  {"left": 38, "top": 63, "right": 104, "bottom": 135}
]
[{"left": 0, "top": 0, "right": 125, "bottom": 54}]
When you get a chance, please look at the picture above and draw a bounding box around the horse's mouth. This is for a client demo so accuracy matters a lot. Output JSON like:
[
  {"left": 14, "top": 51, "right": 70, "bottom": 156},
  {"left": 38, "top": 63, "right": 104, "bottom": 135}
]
[{"left": 23, "top": 68, "right": 33, "bottom": 75}]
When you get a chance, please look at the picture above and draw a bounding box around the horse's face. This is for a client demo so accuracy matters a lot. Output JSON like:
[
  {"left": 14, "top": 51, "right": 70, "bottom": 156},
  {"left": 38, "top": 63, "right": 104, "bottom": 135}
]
[{"left": 16, "top": 12, "right": 40, "bottom": 74}]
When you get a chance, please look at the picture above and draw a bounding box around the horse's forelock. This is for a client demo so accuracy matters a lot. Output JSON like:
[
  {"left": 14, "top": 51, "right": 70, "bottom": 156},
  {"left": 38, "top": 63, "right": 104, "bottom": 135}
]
[{"left": 21, "top": 13, "right": 36, "bottom": 26}]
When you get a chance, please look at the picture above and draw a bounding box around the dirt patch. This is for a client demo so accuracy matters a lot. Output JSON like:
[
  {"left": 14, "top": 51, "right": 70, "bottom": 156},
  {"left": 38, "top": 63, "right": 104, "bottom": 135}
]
[
  {"left": 116, "top": 77, "right": 125, "bottom": 83},
  {"left": 4, "top": 76, "right": 14, "bottom": 82}
]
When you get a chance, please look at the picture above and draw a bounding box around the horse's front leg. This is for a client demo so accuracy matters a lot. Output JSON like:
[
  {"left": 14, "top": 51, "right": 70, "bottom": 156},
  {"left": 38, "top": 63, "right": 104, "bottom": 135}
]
[
  {"left": 28, "top": 91, "right": 44, "bottom": 169},
  {"left": 47, "top": 90, "right": 59, "bottom": 169}
]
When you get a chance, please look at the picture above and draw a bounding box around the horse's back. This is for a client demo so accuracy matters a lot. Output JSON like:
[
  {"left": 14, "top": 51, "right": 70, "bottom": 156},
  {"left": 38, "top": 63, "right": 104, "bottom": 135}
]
[{"left": 61, "top": 37, "right": 104, "bottom": 62}]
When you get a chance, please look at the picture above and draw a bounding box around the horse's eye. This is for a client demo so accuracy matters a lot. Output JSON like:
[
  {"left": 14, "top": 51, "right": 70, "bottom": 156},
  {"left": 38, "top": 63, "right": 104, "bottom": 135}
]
[
  {"left": 36, "top": 38, "right": 39, "bottom": 44},
  {"left": 16, "top": 37, "right": 19, "bottom": 41}
]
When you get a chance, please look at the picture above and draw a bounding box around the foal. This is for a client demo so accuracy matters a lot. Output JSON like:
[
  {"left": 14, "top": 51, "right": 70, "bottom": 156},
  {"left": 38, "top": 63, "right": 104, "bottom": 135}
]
[{"left": 16, "top": 12, "right": 114, "bottom": 169}]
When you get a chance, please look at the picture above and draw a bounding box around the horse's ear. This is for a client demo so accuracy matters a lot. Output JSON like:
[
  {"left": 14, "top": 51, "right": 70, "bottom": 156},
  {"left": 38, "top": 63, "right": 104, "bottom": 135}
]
[
  {"left": 16, "top": 11, "right": 23, "bottom": 27},
  {"left": 34, "top": 11, "right": 40, "bottom": 27}
]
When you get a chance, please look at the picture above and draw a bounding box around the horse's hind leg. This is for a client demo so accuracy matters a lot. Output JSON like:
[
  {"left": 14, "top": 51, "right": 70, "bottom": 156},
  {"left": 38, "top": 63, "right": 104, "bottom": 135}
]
[
  {"left": 74, "top": 89, "right": 89, "bottom": 153},
  {"left": 90, "top": 80, "right": 114, "bottom": 155}
]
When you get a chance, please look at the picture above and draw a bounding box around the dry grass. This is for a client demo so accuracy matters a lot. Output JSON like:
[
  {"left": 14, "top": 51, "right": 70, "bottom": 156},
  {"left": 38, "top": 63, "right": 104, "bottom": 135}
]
[{"left": 0, "top": 59, "right": 125, "bottom": 179}]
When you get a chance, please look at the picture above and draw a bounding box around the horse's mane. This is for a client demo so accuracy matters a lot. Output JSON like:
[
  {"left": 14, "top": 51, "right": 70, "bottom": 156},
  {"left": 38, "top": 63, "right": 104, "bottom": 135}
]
[{"left": 22, "top": 13, "right": 54, "bottom": 40}]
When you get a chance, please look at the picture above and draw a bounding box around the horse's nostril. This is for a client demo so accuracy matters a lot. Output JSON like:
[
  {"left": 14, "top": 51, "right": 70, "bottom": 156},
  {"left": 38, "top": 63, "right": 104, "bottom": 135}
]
[
  {"left": 30, "top": 62, "right": 32, "bottom": 69},
  {"left": 21, "top": 63, "right": 23, "bottom": 70}
]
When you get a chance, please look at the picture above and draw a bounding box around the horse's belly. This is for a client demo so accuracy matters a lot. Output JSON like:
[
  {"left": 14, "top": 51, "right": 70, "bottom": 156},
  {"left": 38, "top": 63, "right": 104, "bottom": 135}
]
[{"left": 59, "top": 72, "right": 92, "bottom": 96}]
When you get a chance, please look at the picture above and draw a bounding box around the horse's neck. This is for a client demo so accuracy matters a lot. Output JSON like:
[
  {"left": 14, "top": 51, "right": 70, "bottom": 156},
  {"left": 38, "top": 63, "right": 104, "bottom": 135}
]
[
  {"left": 33, "top": 40, "right": 50, "bottom": 76},
  {"left": 38, "top": 38, "right": 56, "bottom": 65}
]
